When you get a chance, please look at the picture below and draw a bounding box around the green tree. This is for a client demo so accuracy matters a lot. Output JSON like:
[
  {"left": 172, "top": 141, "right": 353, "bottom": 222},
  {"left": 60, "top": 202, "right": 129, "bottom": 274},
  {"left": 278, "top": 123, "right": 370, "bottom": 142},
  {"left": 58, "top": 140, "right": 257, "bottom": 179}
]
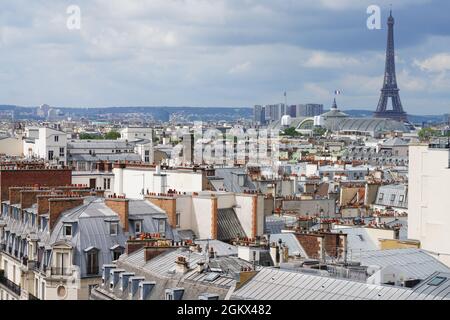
[
  {"left": 418, "top": 128, "right": 438, "bottom": 141},
  {"left": 79, "top": 133, "right": 103, "bottom": 140},
  {"left": 104, "top": 131, "right": 121, "bottom": 140},
  {"left": 281, "top": 127, "right": 301, "bottom": 137},
  {"left": 313, "top": 127, "right": 327, "bottom": 136}
]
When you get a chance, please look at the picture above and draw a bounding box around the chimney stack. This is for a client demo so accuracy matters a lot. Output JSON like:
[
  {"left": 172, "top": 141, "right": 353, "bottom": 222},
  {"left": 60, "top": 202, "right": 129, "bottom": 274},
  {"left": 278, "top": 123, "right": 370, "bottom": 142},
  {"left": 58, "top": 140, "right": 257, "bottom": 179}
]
[
  {"left": 48, "top": 197, "right": 84, "bottom": 230},
  {"left": 175, "top": 256, "right": 189, "bottom": 274},
  {"left": 105, "top": 198, "right": 129, "bottom": 231}
]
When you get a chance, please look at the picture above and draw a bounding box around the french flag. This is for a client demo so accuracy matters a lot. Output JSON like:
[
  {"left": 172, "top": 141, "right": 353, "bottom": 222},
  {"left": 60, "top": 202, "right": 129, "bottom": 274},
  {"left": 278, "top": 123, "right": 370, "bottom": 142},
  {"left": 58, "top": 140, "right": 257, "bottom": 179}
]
[{"left": 334, "top": 90, "right": 342, "bottom": 95}]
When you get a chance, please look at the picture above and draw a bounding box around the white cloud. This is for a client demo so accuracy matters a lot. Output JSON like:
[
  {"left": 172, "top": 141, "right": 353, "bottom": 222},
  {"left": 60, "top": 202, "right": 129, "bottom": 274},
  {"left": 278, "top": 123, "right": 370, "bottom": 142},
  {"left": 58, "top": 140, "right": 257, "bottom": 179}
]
[
  {"left": 303, "top": 52, "right": 361, "bottom": 68},
  {"left": 414, "top": 53, "right": 450, "bottom": 72},
  {"left": 228, "top": 62, "right": 251, "bottom": 74}
]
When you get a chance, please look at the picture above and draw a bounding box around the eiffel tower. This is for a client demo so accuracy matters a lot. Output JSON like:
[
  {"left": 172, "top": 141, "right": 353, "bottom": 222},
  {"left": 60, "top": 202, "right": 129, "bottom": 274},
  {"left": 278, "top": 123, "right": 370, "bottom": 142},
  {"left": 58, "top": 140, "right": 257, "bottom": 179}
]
[{"left": 374, "top": 10, "right": 408, "bottom": 122}]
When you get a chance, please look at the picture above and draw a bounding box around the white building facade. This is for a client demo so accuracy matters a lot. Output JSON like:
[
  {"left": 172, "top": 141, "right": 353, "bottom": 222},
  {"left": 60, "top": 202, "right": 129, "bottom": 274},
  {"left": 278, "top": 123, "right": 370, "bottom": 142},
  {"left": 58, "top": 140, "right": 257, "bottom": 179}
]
[{"left": 408, "top": 143, "right": 450, "bottom": 266}]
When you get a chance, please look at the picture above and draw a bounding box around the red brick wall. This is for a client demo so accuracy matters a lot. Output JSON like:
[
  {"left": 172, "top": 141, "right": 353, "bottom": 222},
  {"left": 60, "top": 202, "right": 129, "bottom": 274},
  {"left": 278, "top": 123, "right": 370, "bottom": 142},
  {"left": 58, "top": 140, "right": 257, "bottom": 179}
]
[
  {"left": 105, "top": 198, "right": 129, "bottom": 231},
  {"left": 20, "top": 190, "right": 51, "bottom": 209},
  {"left": 0, "top": 169, "right": 71, "bottom": 203},
  {"left": 296, "top": 234, "right": 323, "bottom": 260},
  {"left": 323, "top": 233, "right": 345, "bottom": 259},
  {"left": 48, "top": 198, "right": 84, "bottom": 230},
  {"left": 146, "top": 197, "right": 177, "bottom": 228},
  {"left": 211, "top": 197, "right": 218, "bottom": 240},
  {"left": 37, "top": 194, "right": 66, "bottom": 215}
]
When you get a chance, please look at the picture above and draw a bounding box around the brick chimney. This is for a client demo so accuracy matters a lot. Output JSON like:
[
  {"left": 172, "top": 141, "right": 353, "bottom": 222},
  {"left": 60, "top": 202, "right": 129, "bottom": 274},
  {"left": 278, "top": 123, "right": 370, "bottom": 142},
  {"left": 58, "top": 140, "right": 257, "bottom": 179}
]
[
  {"left": 9, "top": 187, "right": 29, "bottom": 205},
  {"left": 48, "top": 197, "right": 84, "bottom": 230},
  {"left": 144, "top": 246, "right": 171, "bottom": 262},
  {"left": 20, "top": 190, "right": 50, "bottom": 209},
  {"left": 175, "top": 256, "right": 189, "bottom": 274},
  {"left": 145, "top": 195, "right": 177, "bottom": 228},
  {"left": 105, "top": 198, "right": 129, "bottom": 231},
  {"left": 37, "top": 194, "right": 66, "bottom": 216},
  {"left": 211, "top": 197, "right": 218, "bottom": 239}
]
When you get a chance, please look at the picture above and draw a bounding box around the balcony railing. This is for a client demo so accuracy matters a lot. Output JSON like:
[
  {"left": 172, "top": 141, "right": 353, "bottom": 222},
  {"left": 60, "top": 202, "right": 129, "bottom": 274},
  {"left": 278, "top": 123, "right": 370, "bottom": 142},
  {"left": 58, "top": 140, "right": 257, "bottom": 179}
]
[
  {"left": 0, "top": 270, "right": 21, "bottom": 296},
  {"left": 51, "top": 267, "right": 72, "bottom": 276},
  {"left": 33, "top": 261, "right": 47, "bottom": 274}
]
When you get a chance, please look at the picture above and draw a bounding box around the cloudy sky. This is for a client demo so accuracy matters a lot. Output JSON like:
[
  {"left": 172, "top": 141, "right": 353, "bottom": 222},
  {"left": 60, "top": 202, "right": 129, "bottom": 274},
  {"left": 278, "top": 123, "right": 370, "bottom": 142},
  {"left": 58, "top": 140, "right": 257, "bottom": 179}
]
[{"left": 0, "top": 0, "right": 449, "bottom": 114}]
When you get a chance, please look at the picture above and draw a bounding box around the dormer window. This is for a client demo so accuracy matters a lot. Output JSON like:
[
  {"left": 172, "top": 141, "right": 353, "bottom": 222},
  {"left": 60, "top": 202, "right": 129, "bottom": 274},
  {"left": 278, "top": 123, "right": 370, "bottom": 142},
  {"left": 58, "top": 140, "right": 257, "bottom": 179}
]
[
  {"left": 110, "top": 222, "right": 119, "bottom": 236},
  {"left": 84, "top": 247, "right": 99, "bottom": 275},
  {"left": 63, "top": 225, "right": 72, "bottom": 237},
  {"left": 135, "top": 221, "right": 142, "bottom": 235},
  {"left": 158, "top": 219, "right": 166, "bottom": 234},
  {"left": 110, "top": 244, "right": 124, "bottom": 261}
]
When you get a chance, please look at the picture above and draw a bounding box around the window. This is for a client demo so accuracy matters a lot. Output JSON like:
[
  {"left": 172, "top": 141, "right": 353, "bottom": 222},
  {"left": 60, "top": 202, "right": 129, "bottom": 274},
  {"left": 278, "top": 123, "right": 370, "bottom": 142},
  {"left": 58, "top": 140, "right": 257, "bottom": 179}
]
[
  {"left": 112, "top": 250, "right": 122, "bottom": 261},
  {"left": 48, "top": 150, "right": 54, "bottom": 161},
  {"left": 378, "top": 193, "right": 384, "bottom": 200},
  {"left": 59, "top": 147, "right": 65, "bottom": 157},
  {"left": 390, "top": 194, "right": 396, "bottom": 202},
  {"left": 103, "top": 178, "right": 111, "bottom": 190},
  {"left": 158, "top": 219, "right": 166, "bottom": 234},
  {"left": 110, "top": 222, "right": 118, "bottom": 236},
  {"left": 86, "top": 250, "right": 99, "bottom": 275},
  {"left": 428, "top": 276, "right": 447, "bottom": 286},
  {"left": 176, "top": 212, "right": 181, "bottom": 228},
  {"left": 135, "top": 221, "right": 142, "bottom": 235},
  {"left": 63, "top": 225, "right": 72, "bottom": 237},
  {"left": 54, "top": 136, "right": 59, "bottom": 142},
  {"left": 399, "top": 195, "right": 404, "bottom": 203}
]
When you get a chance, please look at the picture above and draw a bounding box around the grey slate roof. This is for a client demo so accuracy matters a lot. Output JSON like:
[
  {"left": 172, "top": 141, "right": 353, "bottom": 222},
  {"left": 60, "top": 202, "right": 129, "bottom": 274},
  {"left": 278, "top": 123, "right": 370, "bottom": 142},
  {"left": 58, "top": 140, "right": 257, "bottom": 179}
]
[
  {"left": 195, "top": 239, "right": 238, "bottom": 257},
  {"left": 91, "top": 246, "right": 255, "bottom": 300},
  {"left": 264, "top": 215, "right": 297, "bottom": 234},
  {"left": 412, "top": 272, "right": 450, "bottom": 299},
  {"left": 211, "top": 168, "right": 257, "bottom": 193},
  {"left": 375, "top": 184, "right": 408, "bottom": 209},
  {"left": 231, "top": 267, "right": 449, "bottom": 300},
  {"left": 217, "top": 208, "right": 246, "bottom": 241},
  {"left": 50, "top": 198, "right": 177, "bottom": 277},
  {"left": 332, "top": 227, "right": 379, "bottom": 253},
  {"left": 352, "top": 248, "right": 450, "bottom": 280}
]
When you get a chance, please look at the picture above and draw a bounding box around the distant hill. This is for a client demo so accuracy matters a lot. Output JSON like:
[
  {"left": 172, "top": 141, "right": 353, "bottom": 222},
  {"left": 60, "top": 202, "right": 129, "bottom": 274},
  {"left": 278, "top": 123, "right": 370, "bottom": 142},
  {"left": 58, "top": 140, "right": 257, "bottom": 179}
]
[{"left": 0, "top": 104, "right": 445, "bottom": 124}]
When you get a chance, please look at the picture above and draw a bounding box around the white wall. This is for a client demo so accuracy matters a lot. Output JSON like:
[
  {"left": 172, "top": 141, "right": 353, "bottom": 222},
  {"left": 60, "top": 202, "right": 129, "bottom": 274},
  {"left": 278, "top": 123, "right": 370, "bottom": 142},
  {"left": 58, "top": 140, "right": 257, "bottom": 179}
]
[
  {"left": 191, "top": 196, "right": 213, "bottom": 239},
  {"left": 120, "top": 127, "right": 153, "bottom": 141},
  {"left": 408, "top": 145, "right": 450, "bottom": 266},
  {"left": 0, "top": 137, "right": 22, "bottom": 156},
  {"left": 114, "top": 167, "right": 204, "bottom": 199},
  {"left": 72, "top": 173, "right": 114, "bottom": 191},
  {"left": 36, "top": 128, "right": 67, "bottom": 164}
]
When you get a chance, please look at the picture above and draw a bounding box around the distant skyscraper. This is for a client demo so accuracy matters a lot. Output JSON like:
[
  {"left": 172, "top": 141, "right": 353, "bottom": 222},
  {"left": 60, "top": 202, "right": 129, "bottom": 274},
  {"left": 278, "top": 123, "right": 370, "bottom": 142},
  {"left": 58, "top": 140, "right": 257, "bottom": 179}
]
[
  {"left": 264, "top": 103, "right": 286, "bottom": 122},
  {"left": 288, "top": 105, "right": 297, "bottom": 117},
  {"left": 374, "top": 10, "right": 408, "bottom": 122},
  {"left": 296, "top": 104, "right": 324, "bottom": 117},
  {"left": 253, "top": 105, "right": 265, "bottom": 124},
  {"left": 444, "top": 114, "right": 450, "bottom": 125}
]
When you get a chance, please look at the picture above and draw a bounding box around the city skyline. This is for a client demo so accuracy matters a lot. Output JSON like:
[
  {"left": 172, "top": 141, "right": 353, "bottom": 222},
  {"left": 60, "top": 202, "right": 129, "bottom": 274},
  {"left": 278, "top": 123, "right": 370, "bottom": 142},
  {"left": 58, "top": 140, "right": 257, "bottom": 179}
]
[{"left": 0, "top": 1, "right": 450, "bottom": 114}]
